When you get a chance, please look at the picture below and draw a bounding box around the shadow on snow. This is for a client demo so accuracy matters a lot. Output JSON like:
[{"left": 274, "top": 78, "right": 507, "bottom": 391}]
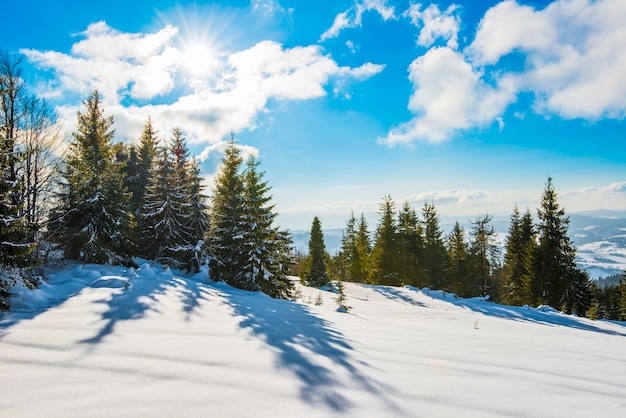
[
  {"left": 407, "top": 286, "right": 626, "bottom": 337},
  {"left": 79, "top": 264, "right": 173, "bottom": 345},
  {"left": 221, "top": 286, "right": 403, "bottom": 414},
  {"left": 0, "top": 263, "right": 132, "bottom": 337}
]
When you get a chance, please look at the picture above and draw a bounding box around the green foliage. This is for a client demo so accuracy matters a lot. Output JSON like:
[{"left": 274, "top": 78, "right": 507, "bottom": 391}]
[
  {"left": 447, "top": 222, "right": 471, "bottom": 297},
  {"left": 49, "top": 90, "right": 134, "bottom": 265},
  {"left": 530, "top": 177, "right": 589, "bottom": 314},
  {"left": 369, "top": 195, "right": 401, "bottom": 286},
  {"left": 397, "top": 202, "right": 425, "bottom": 287},
  {"left": 337, "top": 212, "right": 371, "bottom": 283},
  {"left": 208, "top": 139, "right": 247, "bottom": 286},
  {"left": 422, "top": 202, "right": 448, "bottom": 289},
  {"left": 209, "top": 140, "right": 292, "bottom": 298},
  {"left": 305, "top": 216, "right": 330, "bottom": 288},
  {"left": 469, "top": 214, "right": 500, "bottom": 298},
  {"left": 334, "top": 281, "right": 351, "bottom": 312}
]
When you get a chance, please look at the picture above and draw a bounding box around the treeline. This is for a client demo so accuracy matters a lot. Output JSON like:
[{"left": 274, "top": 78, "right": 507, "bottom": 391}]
[
  {"left": 301, "top": 180, "right": 626, "bottom": 318},
  {"left": 1, "top": 48, "right": 293, "bottom": 307}
]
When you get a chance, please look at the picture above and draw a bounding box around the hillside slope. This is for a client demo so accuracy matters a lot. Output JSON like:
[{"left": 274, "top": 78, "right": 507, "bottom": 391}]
[{"left": 1, "top": 263, "right": 625, "bottom": 417}]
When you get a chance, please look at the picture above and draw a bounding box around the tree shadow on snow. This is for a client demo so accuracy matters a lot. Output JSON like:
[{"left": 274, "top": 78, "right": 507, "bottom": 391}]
[
  {"left": 79, "top": 264, "right": 174, "bottom": 345},
  {"left": 410, "top": 288, "right": 626, "bottom": 337},
  {"left": 369, "top": 286, "right": 426, "bottom": 307},
  {"left": 222, "top": 288, "right": 404, "bottom": 414},
  {"left": 0, "top": 263, "right": 131, "bottom": 337}
]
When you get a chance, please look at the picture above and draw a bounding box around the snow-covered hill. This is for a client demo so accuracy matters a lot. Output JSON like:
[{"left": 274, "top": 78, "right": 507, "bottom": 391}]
[{"left": 1, "top": 263, "right": 625, "bottom": 417}]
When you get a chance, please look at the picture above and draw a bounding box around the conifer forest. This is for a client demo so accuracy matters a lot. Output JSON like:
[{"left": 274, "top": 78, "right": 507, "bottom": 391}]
[{"left": 1, "top": 48, "right": 625, "bottom": 319}]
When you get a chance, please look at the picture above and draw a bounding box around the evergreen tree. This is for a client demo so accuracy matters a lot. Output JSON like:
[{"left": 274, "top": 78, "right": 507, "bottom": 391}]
[
  {"left": 421, "top": 202, "right": 448, "bottom": 289},
  {"left": 140, "top": 128, "right": 203, "bottom": 271},
  {"left": 447, "top": 222, "right": 471, "bottom": 296},
  {"left": 502, "top": 206, "right": 536, "bottom": 305},
  {"left": 469, "top": 214, "right": 499, "bottom": 298},
  {"left": 49, "top": 90, "right": 133, "bottom": 264},
  {"left": 339, "top": 212, "right": 360, "bottom": 282},
  {"left": 355, "top": 213, "right": 372, "bottom": 281},
  {"left": 185, "top": 158, "right": 210, "bottom": 273},
  {"left": 305, "top": 216, "right": 329, "bottom": 287},
  {"left": 128, "top": 117, "right": 158, "bottom": 218},
  {"left": 240, "top": 155, "right": 293, "bottom": 298},
  {"left": 370, "top": 195, "right": 400, "bottom": 285},
  {"left": 397, "top": 202, "right": 424, "bottom": 287},
  {"left": 335, "top": 281, "right": 351, "bottom": 312},
  {"left": 530, "top": 177, "right": 590, "bottom": 314},
  {"left": 208, "top": 139, "right": 247, "bottom": 287}
]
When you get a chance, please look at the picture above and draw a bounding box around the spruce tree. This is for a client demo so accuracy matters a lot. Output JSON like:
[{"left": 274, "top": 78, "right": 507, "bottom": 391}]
[
  {"left": 129, "top": 117, "right": 158, "bottom": 218},
  {"left": 140, "top": 128, "right": 202, "bottom": 271},
  {"left": 469, "top": 214, "right": 499, "bottom": 298},
  {"left": 502, "top": 206, "right": 536, "bottom": 305},
  {"left": 369, "top": 195, "right": 400, "bottom": 285},
  {"left": 339, "top": 212, "right": 358, "bottom": 282},
  {"left": 355, "top": 213, "right": 372, "bottom": 282},
  {"left": 305, "top": 216, "right": 329, "bottom": 287},
  {"left": 49, "top": 90, "right": 133, "bottom": 264},
  {"left": 240, "top": 155, "right": 293, "bottom": 298},
  {"left": 447, "top": 222, "right": 471, "bottom": 296},
  {"left": 185, "top": 158, "right": 210, "bottom": 273},
  {"left": 208, "top": 139, "right": 247, "bottom": 287},
  {"left": 530, "top": 177, "right": 590, "bottom": 314},
  {"left": 421, "top": 202, "right": 448, "bottom": 289},
  {"left": 397, "top": 202, "right": 424, "bottom": 287}
]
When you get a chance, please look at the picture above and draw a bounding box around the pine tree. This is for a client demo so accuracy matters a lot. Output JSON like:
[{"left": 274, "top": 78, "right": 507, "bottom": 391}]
[
  {"left": 240, "top": 155, "right": 293, "bottom": 298},
  {"left": 369, "top": 195, "right": 400, "bottom": 285},
  {"left": 185, "top": 158, "right": 209, "bottom": 273},
  {"left": 49, "top": 90, "right": 133, "bottom": 264},
  {"left": 140, "top": 128, "right": 202, "bottom": 271},
  {"left": 355, "top": 213, "right": 372, "bottom": 282},
  {"left": 208, "top": 139, "right": 247, "bottom": 287},
  {"left": 447, "top": 221, "right": 471, "bottom": 296},
  {"left": 530, "top": 177, "right": 589, "bottom": 314},
  {"left": 502, "top": 206, "right": 536, "bottom": 305},
  {"left": 335, "top": 281, "right": 351, "bottom": 312},
  {"left": 421, "top": 202, "right": 448, "bottom": 289},
  {"left": 469, "top": 214, "right": 499, "bottom": 298},
  {"left": 305, "top": 216, "right": 329, "bottom": 287},
  {"left": 128, "top": 117, "right": 158, "bottom": 218},
  {"left": 397, "top": 202, "right": 424, "bottom": 287}
]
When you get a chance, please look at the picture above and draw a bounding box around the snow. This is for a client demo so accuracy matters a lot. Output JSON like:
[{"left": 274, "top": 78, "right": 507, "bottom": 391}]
[{"left": 2, "top": 263, "right": 626, "bottom": 417}]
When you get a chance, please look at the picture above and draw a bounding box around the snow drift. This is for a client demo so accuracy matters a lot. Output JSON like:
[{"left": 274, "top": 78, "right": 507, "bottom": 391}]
[{"left": 1, "top": 263, "right": 625, "bottom": 417}]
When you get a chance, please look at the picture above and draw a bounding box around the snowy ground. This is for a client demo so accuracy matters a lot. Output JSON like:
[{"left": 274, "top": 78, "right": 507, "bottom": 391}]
[{"left": 1, "top": 263, "right": 625, "bottom": 417}]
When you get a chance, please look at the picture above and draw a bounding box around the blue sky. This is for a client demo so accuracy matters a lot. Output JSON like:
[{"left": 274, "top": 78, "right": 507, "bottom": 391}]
[{"left": 3, "top": 0, "right": 625, "bottom": 229}]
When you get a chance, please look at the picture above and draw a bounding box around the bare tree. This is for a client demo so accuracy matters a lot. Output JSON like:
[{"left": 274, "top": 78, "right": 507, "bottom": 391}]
[{"left": 18, "top": 95, "right": 63, "bottom": 233}]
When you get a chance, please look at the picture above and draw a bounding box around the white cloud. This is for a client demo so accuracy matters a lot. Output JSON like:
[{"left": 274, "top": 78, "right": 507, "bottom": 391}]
[
  {"left": 403, "top": 3, "right": 461, "bottom": 49},
  {"left": 383, "top": 0, "right": 626, "bottom": 145},
  {"left": 469, "top": 0, "right": 626, "bottom": 120},
  {"left": 320, "top": 0, "right": 395, "bottom": 41},
  {"left": 251, "top": 0, "right": 288, "bottom": 17},
  {"left": 379, "top": 47, "right": 516, "bottom": 145},
  {"left": 23, "top": 22, "right": 181, "bottom": 102},
  {"left": 23, "top": 23, "right": 382, "bottom": 150}
]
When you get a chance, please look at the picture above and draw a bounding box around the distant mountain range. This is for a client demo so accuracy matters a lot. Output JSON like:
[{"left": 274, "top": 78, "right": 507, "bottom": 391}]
[{"left": 290, "top": 210, "right": 626, "bottom": 280}]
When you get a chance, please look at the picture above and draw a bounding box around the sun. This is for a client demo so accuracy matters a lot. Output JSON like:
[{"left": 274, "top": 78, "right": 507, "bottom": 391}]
[{"left": 181, "top": 42, "right": 216, "bottom": 76}]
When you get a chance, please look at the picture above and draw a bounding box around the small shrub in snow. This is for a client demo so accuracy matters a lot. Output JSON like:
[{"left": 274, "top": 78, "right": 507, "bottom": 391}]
[
  {"left": 315, "top": 292, "right": 323, "bottom": 306},
  {"left": 334, "top": 282, "right": 351, "bottom": 312}
]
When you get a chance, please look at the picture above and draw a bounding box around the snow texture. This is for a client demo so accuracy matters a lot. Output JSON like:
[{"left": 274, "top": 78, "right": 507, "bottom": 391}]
[{"left": 1, "top": 262, "right": 625, "bottom": 417}]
